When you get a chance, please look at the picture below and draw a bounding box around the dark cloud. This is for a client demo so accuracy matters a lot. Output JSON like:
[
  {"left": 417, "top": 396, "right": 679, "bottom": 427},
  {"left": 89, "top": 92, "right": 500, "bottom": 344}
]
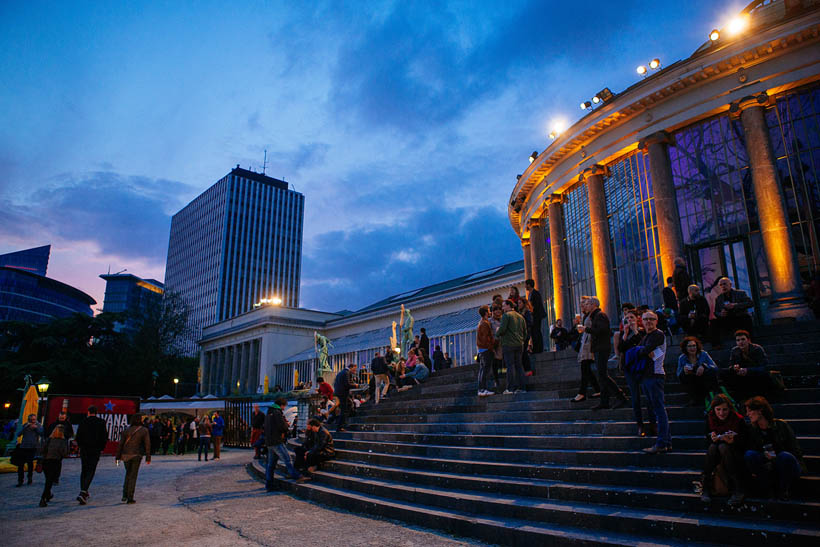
[
  {"left": 300, "top": 204, "right": 520, "bottom": 311},
  {"left": 0, "top": 172, "right": 195, "bottom": 262}
]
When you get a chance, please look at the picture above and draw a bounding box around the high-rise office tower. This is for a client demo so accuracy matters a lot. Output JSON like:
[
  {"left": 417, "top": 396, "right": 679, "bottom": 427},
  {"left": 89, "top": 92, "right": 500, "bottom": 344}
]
[{"left": 165, "top": 167, "right": 305, "bottom": 355}]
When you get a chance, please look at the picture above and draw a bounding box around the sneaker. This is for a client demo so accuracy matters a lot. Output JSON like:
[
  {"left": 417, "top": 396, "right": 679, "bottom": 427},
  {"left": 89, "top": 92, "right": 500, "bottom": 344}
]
[
  {"left": 483, "top": 390, "right": 494, "bottom": 396},
  {"left": 502, "top": 390, "right": 514, "bottom": 395},
  {"left": 77, "top": 494, "right": 87, "bottom": 505}
]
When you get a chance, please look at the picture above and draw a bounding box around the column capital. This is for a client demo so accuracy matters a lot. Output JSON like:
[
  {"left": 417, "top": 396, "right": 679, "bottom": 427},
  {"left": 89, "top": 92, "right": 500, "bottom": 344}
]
[
  {"left": 547, "top": 193, "right": 564, "bottom": 206},
  {"left": 729, "top": 92, "right": 770, "bottom": 115},
  {"left": 528, "top": 217, "right": 544, "bottom": 229},
  {"left": 580, "top": 164, "right": 608, "bottom": 181},
  {"left": 521, "top": 238, "right": 531, "bottom": 248},
  {"left": 639, "top": 130, "right": 672, "bottom": 150}
]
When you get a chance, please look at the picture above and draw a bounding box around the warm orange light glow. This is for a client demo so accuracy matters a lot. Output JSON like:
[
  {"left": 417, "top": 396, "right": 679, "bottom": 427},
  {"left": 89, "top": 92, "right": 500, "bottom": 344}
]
[
  {"left": 726, "top": 14, "right": 749, "bottom": 36},
  {"left": 636, "top": 65, "right": 647, "bottom": 75},
  {"left": 709, "top": 29, "right": 720, "bottom": 41}
]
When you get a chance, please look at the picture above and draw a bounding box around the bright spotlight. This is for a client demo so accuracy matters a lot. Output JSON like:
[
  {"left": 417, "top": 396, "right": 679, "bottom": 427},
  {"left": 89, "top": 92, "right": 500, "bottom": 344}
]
[
  {"left": 580, "top": 100, "right": 592, "bottom": 110},
  {"left": 529, "top": 151, "right": 538, "bottom": 163},
  {"left": 649, "top": 58, "right": 660, "bottom": 70},
  {"left": 709, "top": 29, "right": 720, "bottom": 41},
  {"left": 727, "top": 14, "right": 749, "bottom": 36},
  {"left": 592, "top": 95, "right": 601, "bottom": 104},
  {"left": 637, "top": 65, "right": 647, "bottom": 76}
]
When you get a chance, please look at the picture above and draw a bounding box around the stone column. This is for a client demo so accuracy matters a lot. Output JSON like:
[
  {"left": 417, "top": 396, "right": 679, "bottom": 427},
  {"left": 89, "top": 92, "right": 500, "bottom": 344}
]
[
  {"left": 522, "top": 239, "right": 532, "bottom": 282},
  {"left": 548, "top": 194, "right": 570, "bottom": 325},
  {"left": 221, "top": 347, "right": 231, "bottom": 396},
  {"left": 734, "top": 94, "right": 811, "bottom": 321},
  {"left": 231, "top": 345, "right": 242, "bottom": 393},
  {"left": 529, "top": 218, "right": 548, "bottom": 294},
  {"left": 641, "top": 131, "right": 685, "bottom": 284},
  {"left": 250, "top": 339, "right": 260, "bottom": 394},
  {"left": 583, "top": 165, "right": 618, "bottom": 322},
  {"left": 239, "top": 342, "right": 250, "bottom": 393}
]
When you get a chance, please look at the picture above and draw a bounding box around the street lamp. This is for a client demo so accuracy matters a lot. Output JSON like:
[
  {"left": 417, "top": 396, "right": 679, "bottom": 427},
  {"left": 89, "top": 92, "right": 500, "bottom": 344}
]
[
  {"left": 173, "top": 378, "right": 179, "bottom": 398},
  {"left": 36, "top": 377, "right": 50, "bottom": 396}
]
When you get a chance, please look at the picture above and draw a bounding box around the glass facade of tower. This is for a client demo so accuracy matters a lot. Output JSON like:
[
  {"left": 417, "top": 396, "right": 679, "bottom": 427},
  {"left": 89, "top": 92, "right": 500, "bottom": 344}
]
[{"left": 165, "top": 168, "right": 305, "bottom": 355}]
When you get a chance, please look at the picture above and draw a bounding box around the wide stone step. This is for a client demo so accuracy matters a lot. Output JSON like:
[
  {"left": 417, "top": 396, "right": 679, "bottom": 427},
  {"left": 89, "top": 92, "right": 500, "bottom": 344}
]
[
  {"left": 335, "top": 430, "right": 820, "bottom": 453},
  {"left": 332, "top": 438, "right": 820, "bottom": 474},
  {"left": 322, "top": 459, "right": 820, "bottom": 523},
  {"left": 248, "top": 460, "right": 704, "bottom": 547},
  {"left": 302, "top": 469, "right": 820, "bottom": 546},
  {"left": 349, "top": 417, "right": 820, "bottom": 437}
]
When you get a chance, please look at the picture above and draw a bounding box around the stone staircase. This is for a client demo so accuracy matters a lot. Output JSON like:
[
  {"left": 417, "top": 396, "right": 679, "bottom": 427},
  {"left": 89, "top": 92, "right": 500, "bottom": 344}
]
[{"left": 251, "top": 323, "right": 820, "bottom": 546}]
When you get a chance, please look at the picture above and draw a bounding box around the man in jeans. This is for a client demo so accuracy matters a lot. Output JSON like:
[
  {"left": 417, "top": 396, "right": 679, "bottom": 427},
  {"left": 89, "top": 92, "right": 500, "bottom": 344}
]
[
  {"left": 495, "top": 299, "right": 527, "bottom": 394},
  {"left": 211, "top": 411, "right": 225, "bottom": 460},
  {"left": 264, "top": 398, "right": 303, "bottom": 491},
  {"left": 585, "top": 297, "right": 627, "bottom": 411},
  {"left": 75, "top": 405, "right": 108, "bottom": 505},
  {"left": 638, "top": 311, "right": 672, "bottom": 454},
  {"left": 370, "top": 351, "right": 390, "bottom": 404},
  {"left": 476, "top": 305, "right": 496, "bottom": 397}
]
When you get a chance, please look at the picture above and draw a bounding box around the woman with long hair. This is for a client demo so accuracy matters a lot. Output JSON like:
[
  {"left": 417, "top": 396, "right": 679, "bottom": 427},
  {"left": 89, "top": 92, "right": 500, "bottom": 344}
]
[
  {"left": 39, "top": 425, "right": 68, "bottom": 507},
  {"left": 701, "top": 394, "right": 747, "bottom": 505},
  {"left": 198, "top": 416, "right": 212, "bottom": 462}
]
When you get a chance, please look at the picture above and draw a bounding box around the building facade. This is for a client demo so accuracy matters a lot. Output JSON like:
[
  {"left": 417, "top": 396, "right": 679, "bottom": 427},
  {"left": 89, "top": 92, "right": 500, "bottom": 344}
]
[
  {"left": 165, "top": 167, "right": 305, "bottom": 355},
  {"left": 198, "top": 261, "right": 525, "bottom": 395},
  {"left": 0, "top": 245, "right": 96, "bottom": 323},
  {"left": 511, "top": 0, "right": 820, "bottom": 327}
]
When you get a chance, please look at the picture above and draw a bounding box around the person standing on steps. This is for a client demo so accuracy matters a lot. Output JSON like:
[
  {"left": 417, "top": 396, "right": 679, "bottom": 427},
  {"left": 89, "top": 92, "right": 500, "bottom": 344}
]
[
  {"left": 419, "top": 328, "right": 431, "bottom": 368},
  {"left": 525, "top": 278, "right": 546, "bottom": 354},
  {"left": 584, "top": 296, "right": 627, "bottom": 411},
  {"left": 264, "top": 397, "right": 303, "bottom": 491},
  {"left": 38, "top": 425, "right": 68, "bottom": 507},
  {"left": 639, "top": 311, "right": 672, "bottom": 454},
  {"left": 371, "top": 352, "right": 390, "bottom": 404},
  {"left": 572, "top": 298, "right": 601, "bottom": 403},
  {"left": 115, "top": 414, "right": 151, "bottom": 504},
  {"left": 333, "top": 363, "right": 359, "bottom": 432},
  {"left": 495, "top": 299, "right": 527, "bottom": 395},
  {"left": 476, "top": 305, "right": 496, "bottom": 397},
  {"left": 75, "top": 405, "right": 108, "bottom": 505}
]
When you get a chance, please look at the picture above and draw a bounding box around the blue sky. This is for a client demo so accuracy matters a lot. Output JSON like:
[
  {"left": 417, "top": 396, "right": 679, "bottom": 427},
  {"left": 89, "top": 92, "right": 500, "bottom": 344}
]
[{"left": 0, "top": 1, "right": 744, "bottom": 312}]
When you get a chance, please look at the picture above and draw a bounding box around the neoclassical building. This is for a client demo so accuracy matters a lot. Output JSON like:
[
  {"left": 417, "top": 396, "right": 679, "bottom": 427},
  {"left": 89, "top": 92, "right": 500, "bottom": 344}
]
[{"left": 511, "top": 0, "right": 820, "bottom": 327}]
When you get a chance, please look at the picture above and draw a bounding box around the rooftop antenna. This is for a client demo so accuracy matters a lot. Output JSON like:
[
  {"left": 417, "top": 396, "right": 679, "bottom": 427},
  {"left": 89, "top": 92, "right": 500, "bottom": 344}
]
[{"left": 262, "top": 149, "right": 268, "bottom": 175}]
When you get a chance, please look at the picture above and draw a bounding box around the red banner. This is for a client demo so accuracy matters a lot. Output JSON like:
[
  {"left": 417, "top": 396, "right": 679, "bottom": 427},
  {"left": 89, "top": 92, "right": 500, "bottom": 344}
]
[{"left": 44, "top": 395, "right": 141, "bottom": 455}]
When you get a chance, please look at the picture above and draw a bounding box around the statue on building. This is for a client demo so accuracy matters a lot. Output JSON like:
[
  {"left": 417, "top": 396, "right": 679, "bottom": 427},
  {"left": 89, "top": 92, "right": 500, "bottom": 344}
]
[
  {"left": 314, "top": 332, "right": 333, "bottom": 378},
  {"left": 399, "top": 305, "right": 414, "bottom": 358}
]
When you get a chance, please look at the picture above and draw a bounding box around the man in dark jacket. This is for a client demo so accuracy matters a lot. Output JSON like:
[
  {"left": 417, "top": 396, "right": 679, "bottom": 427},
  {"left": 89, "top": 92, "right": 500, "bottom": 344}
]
[
  {"left": 585, "top": 297, "right": 627, "bottom": 411},
  {"left": 525, "top": 279, "right": 546, "bottom": 353},
  {"left": 251, "top": 405, "right": 265, "bottom": 459},
  {"left": 75, "top": 405, "right": 108, "bottom": 505},
  {"left": 419, "top": 328, "right": 431, "bottom": 367},
  {"left": 662, "top": 277, "right": 679, "bottom": 312},
  {"left": 294, "top": 418, "right": 335, "bottom": 474},
  {"left": 264, "top": 398, "right": 301, "bottom": 490},
  {"left": 371, "top": 352, "right": 389, "bottom": 404},
  {"left": 673, "top": 257, "right": 692, "bottom": 303},
  {"left": 712, "top": 277, "right": 755, "bottom": 344},
  {"left": 720, "top": 330, "right": 774, "bottom": 399},
  {"left": 432, "top": 346, "right": 445, "bottom": 371},
  {"left": 333, "top": 364, "right": 358, "bottom": 432}
]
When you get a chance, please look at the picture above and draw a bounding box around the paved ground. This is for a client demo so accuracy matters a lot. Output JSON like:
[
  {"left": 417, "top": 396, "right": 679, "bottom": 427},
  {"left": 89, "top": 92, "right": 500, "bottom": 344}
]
[{"left": 0, "top": 449, "right": 476, "bottom": 546}]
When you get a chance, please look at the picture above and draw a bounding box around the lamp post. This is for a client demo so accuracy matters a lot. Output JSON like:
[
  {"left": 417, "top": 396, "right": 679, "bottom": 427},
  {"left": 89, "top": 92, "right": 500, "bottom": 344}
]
[
  {"left": 36, "top": 377, "right": 50, "bottom": 420},
  {"left": 173, "top": 378, "right": 179, "bottom": 398}
]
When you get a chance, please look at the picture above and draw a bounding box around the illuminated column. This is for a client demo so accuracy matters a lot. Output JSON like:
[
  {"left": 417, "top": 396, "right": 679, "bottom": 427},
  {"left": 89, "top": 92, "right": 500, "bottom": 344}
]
[
  {"left": 522, "top": 239, "right": 532, "bottom": 282},
  {"left": 199, "top": 352, "right": 208, "bottom": 395},
  {"left": 220, "top": 347, "right": 230, "bottom": 396},
  {"left": 735, "top": 94, "right": 811, "bottom": 321},
  {"left": 548, "top": 194, "right": 570, "bottom": 326},
  {"left": 641, "top": 131, "right": 685, "bottom": 283},
  {"left": 230, "top": 344, "right": 241, "bottom": 393},
  {"left": 528, "top": 218, "right": 548, "bottom": 294},
  {"left": 584, "top": 165, "right": 617, "bottom": 322}
]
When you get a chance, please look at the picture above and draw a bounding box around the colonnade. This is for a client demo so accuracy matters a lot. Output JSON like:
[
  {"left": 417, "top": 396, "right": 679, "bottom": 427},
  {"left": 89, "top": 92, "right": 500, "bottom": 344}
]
[
  {"left": 200, "top": 338, "right": 261, "bottom": 395},
  {"left": 523, "top": 92, "right": 810, "bottom": 325}
]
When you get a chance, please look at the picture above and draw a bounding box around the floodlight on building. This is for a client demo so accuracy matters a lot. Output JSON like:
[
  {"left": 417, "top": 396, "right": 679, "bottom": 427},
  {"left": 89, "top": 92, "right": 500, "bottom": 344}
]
[
  {"left": 649, "top": 58, "right": 660, "bottom": 70},
  {"left": 549, "top": 131, "right": 557, "bottom": 140},
  {"left": 580, "top": 100, "right": 592, "bottom": 110},
  {"left": 594, "top": 87, "right": 614, "bottom": 103},
  {"left": 529, "top": 151, "right": 538, "bottom": 163},
  {"left": 637, "top": 65, "right": 647, "bottom": 76},
  {"left": 591, "top": 95, "right": 601, "bottom": 104},
  {"left": 727, "top": 14, "right": 749, "bottom": 36},
  {"left": 394, "top": 347, "right": 400, "bottom": 353},
  {"left": 709, "top": 29, "right": 720, "bottom": 41}
]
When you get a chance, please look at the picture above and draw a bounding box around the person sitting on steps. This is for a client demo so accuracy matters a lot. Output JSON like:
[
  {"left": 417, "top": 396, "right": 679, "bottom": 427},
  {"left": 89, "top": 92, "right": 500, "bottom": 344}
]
[
  {"left": 701, "top": 394, "right": 747, "bottom": 505},
  {"left": 720, "top": 330, "right": 775, "bottom": 400},
  {"left": 677, "top": 336, "right": 719, "bottom": 407},
  {"left": 294, "top": 418, "right": 336, "bottom": 477}
]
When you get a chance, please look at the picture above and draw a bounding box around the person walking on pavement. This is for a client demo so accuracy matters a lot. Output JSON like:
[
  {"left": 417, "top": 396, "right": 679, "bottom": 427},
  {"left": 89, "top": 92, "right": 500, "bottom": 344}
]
[
  {"left": 496, "top": 299, "right": 527, "bottom": 394},
  {"left": 15, "top": 414, "right": 43, "bottom": 487},
  {"left": 333, "top": 364, "right": 359, "bottom": 432},
  {"left": 211, "top": 411, "right": 225, "bottom": 460},
  {"left": 39, "top": 425, "right": 68, "bottom": 507},
  {"left": 251, "top": 405, "right": 265, "bottom": 459},
  {"left": 264, "top": 397, "right": 303, "bottom": 491},
  {"left": 115, "top": 414, "right": 151, "bottom": 504},
  {"left": 75, "top": 405, "right": 108, "bottom": 505},
  {"left": 197, "top": 416, "right": 212, "bottom": 461}
]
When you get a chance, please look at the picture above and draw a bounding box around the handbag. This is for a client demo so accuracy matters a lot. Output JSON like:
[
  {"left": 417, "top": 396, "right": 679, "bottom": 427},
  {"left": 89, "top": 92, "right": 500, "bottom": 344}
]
[
  {"left": 712, "top": 463, "right": 729, "bottom": 496},
  {"left": 35, "top": 461, "right": 43, "bottom": 473}
]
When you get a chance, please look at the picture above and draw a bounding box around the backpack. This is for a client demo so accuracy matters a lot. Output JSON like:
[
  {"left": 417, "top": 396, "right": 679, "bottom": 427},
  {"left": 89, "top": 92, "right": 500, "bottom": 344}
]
[{"left": 623, "top": 345, "right": 651, "bottom": 376}]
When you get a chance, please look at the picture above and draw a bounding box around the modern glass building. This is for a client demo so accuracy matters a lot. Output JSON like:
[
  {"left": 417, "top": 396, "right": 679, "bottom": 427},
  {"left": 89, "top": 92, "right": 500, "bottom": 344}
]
[
  {"left": 165, "top": 166, "right": 305, "bottom": 355},
  {"left": 99, "top": 272, "right": 164, "bottom": 330},
  {"left": 512, "top": 0, "right": 820, "bottom": 327},
  {"left": 0, "top": 245, "right": 96, "bottom": 323}
]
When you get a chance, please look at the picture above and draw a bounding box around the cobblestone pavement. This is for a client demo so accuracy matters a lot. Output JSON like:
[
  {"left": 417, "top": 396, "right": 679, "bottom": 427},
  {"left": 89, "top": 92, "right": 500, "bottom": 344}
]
[{"left": 1, "top": 449, "right": 476, "bottom": 546}]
